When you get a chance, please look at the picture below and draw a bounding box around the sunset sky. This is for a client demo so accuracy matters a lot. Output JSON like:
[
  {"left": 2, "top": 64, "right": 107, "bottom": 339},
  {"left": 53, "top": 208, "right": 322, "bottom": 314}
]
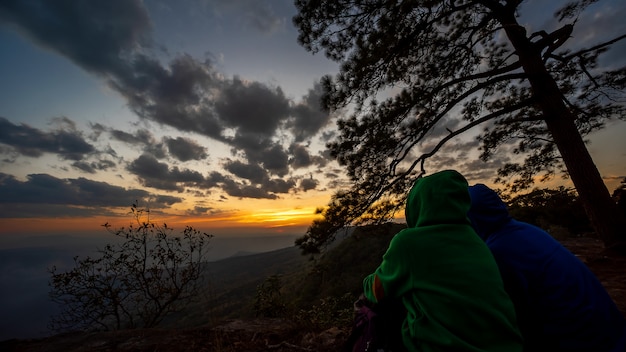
[{"left": 1, "top": 0, "right": 625, "bottom": 239}]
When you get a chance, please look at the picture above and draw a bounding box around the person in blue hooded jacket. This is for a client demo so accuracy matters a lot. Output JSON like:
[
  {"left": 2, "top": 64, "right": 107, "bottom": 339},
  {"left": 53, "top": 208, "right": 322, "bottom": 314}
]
[{"left": 468, "top": 183, "right": 626, "bottom": 352}]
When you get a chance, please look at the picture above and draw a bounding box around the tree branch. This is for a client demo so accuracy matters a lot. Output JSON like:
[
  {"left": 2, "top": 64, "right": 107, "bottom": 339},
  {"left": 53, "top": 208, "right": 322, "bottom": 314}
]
[{"left": 407, "top": 97, "right": 535, "bottom": 179}]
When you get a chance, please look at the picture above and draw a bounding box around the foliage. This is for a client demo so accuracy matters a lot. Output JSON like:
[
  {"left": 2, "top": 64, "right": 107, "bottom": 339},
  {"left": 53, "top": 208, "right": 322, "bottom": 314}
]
[
  {"left": 292, "top": 224, "right": 403, "bottom": 304},
  {"left": 284, "top": 224, "right": 401, "bottom": 331},
  {"left": 293, "top": 0, "right": 626, "bottom": 253},
  {"left": 48, "top": 203, "right": 213, "bottom": 332},
  {"left": 612, "top": 178, "right": 626, "bottom": 215},
  {"left": 505, "top": 187, "right": 592, "bottom": 236},
  {"left": 254, "top": 275, "right": 287, "bottom": 318},
  {"left": 293, "top": 293, "right": 355, "bottom": 331}
]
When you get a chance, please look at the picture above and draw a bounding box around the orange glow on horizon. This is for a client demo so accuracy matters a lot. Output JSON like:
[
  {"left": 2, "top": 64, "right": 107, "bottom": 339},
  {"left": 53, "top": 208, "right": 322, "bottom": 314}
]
[{"left": 0, "top": 205, "right": 323, "bottom": 235}]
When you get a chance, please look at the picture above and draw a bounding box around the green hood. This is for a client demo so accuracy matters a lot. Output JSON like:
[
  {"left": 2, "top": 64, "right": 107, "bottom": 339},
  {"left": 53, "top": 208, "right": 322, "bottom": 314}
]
[{"left": 405, "top": 169, "right": 471, "bottom": 228}]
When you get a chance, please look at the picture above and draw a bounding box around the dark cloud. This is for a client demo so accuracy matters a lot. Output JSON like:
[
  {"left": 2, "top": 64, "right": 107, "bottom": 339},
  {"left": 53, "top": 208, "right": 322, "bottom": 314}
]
[
  {"left": 0, "top": 117, "right": 94, "bottom": 160},
  {"left": 288, "top": 82, "right": 331, "bottom": 142},
  {"left": 109, "top": 128, "right": 166, "bottom": 158},
  {"left": 0, "top": 145, "right": 19, "bottom": 163},
  {"left": 224, "top": 160, "right": 268, "bottom": 184},
  {"left": 71, "top": 159, "right": 117, "bottom": 174},
  {"left": 223, "top": 182, "right": 278, "bottom": 199},
  {"left": 0, "top": 0, "right": 152, "bottom": 74},
  {"left": 215, "top": 78, "right": 290, "bottom": 136},
  {"left": 88, "top": 122, "right": 107, "bottom": 141},
  {"left": 127, "top": 154, "right": 206, "bottom": 191},
  {"left": 0, "top": 172, "right": 181, "bottom": 217},
  {"left": 165, "top": 136, "right": 208, "bottom": 162},
  {"left": 230, "top": 133, "right": 290, "bottom": 177},
  {"left": 110, "top": 129, "right": 151, "bottom": 145},
  {"left": 289, "top": 143, "right": 312, "bottom": 169},
  {"left": 257, "top": 144, "right": 290, "bottom": 177},
  {"left": 119, "top": 54, "right": 225, "bottom": 141},
  {"left": 185, "top": 205, "right": 215, "bottom": 216},
  {"left": 205, "top": 171, "right": 279, "bottom": 199},
  {"left": 288, "top": 144, "right": 331, "bottom": 170},
  {"left": 262, "top": 178, "right": 296, "bottom": 194},
  {"left": 300, "top": 177, "right": 318, "bottom": 191}
]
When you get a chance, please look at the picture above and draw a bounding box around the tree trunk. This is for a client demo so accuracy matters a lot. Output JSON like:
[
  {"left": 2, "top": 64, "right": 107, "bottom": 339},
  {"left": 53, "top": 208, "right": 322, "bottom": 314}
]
[{"left": 501, "top": 18, "right": 626, "bottom": 251}]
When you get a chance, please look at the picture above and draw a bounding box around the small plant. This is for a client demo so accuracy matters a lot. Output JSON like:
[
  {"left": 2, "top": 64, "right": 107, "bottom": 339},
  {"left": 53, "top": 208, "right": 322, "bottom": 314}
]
[
  {"left": 294, "top": 293, "right": 355, "bottom": 331},
  {"left": 48, "top": 202, "right": 213, "bottom": 332},
  {"left": 254, "top": 274, "right": 287, "bottom": 318}
]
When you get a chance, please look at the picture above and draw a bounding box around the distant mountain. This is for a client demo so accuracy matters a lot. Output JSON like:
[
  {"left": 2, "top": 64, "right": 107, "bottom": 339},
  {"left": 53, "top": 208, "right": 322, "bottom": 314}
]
[{"left": 227, "top": 250, "right": 259, "bottom": 258}]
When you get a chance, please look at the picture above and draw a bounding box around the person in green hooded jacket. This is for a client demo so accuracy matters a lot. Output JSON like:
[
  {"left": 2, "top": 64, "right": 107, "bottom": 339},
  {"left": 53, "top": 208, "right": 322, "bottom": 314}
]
[{"left": 363, "top": 170, "right": 523, "bottom": 352}]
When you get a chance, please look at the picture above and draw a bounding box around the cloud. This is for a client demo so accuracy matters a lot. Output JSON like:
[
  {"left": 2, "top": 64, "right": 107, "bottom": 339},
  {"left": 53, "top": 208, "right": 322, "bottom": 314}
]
[
  {"left": 230, "top": 134, "right": 290, "bottom": 177},
  {"left": 289, "top": 143, "right": 313, "bottom": 169},
  {"left": 210, "top": 162, "right": 295, "bottom": 198},
  {"left": 0, "top": 173, "right": 181, "bottom": 217},
  {"left": 0, "top": 0, "right": 152, "bottom": 74},
  {"left": 224, "top": 160, "right": 268, "bottom": 184},
  {"left": 127, "top": 154, "right": 206, "bottom": 191},
  {"left": 71, "top": 159, "right": 117, "bottom": 174},
  {"left": 0, "top": 117, "right": 95, "bottom": 160},
  {"left": 216, "top": 77, "right": 290, "bottom": 136},
  {"left": 109, "top": 128, "right": 166, "bottom": 158},
  {"left": 165, "top": 137, "right": 208, "bottom": 162},
  {"left": 186, "top": 206, "right": 212, "bottom": 216},
  {"left": 205, "top": 171, "right": 279, "bottom": 199},
  {"left": 262, "top": 178, "right": 296, "bottom": 194},
  {"left": 300, "top": 177, "right": 318, "bottom": 191},
  {"left": 288, "top": 82, "right": 331, "bottom": 142},
  {"left": 222, "top": 182, "right": 279, "bottom": 199}
]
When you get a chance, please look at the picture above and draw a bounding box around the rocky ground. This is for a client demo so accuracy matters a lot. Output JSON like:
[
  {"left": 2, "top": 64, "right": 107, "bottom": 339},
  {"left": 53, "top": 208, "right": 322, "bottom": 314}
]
[
  {"left": 0, "top": 318, "right": 349, "bottom": 352},
  {"left": 2, "top": 237, "right": 624, "bottom": 352}
]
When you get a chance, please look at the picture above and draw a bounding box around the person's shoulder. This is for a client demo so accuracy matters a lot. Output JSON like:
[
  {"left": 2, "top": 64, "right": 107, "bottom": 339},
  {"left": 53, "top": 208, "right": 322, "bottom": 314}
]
[
  {"left": 388, "top": 227, "right": 429, "bottom": 247},
  {"left": 513, "top": 220, "right": 565, "bottom": 242},
  {"left": 390, "top": 228, "right": 417, "bottom": 241},
  {"left": 489, "top": 220, "right": 562, "bottom": 252}
]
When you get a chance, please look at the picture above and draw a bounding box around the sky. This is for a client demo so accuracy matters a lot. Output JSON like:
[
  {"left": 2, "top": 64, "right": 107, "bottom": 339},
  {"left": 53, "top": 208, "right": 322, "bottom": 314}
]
[{"left": 0, "top": 0, "right": 625, "bottom": 241}]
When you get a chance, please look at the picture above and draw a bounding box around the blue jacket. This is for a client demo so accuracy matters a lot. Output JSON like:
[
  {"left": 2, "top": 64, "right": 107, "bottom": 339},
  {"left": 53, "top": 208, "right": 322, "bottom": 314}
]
[{"left": 468, "top": 184, "right": 626, "bottom": 352}]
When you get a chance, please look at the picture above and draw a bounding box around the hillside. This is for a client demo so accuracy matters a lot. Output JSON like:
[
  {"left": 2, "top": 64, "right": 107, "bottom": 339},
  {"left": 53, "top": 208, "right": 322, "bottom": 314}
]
[
  {"left": 2, "top": 227, "right": 625, "bottom": 351},
  {"left": 164, "top": 245, "right": 309, "bottom": 327}
]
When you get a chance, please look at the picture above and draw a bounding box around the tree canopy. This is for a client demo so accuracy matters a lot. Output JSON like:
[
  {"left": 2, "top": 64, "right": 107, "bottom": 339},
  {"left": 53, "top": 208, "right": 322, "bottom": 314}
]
[{"left": 293, "top": 0, "right": 626, "bottom": 254}]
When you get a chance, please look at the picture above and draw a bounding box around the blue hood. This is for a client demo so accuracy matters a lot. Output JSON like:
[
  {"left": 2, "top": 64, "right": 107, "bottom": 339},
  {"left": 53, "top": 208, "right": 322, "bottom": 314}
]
[{"left": 467, "top": 184, "right": 512, "bottom": 240}]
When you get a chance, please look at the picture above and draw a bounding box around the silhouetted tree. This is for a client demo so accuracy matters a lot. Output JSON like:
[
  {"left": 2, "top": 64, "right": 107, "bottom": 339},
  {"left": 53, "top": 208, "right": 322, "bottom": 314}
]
[
  {"left": 612, "top": 177, "right": 626, "bottom": 216},
  {"left": 48, "top": 203, "right": 213, "bottom": 332},
  {"left": 293, "top": 0, "right": 626, "bottom": 254},
  {"left": 506, "top": 187, "right": 592, "bottom": 236}
]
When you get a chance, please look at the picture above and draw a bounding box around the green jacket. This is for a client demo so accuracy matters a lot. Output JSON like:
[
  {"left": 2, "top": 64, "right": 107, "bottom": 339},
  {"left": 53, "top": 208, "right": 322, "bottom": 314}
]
[{"left": 363, "top": 170, "right": 523, "bottom": 351}]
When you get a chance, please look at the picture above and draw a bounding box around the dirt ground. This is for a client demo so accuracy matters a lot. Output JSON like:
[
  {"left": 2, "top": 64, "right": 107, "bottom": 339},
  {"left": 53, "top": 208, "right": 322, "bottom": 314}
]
[{"left": 2, "top": 237, "right": 624, "bottom": 352}]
